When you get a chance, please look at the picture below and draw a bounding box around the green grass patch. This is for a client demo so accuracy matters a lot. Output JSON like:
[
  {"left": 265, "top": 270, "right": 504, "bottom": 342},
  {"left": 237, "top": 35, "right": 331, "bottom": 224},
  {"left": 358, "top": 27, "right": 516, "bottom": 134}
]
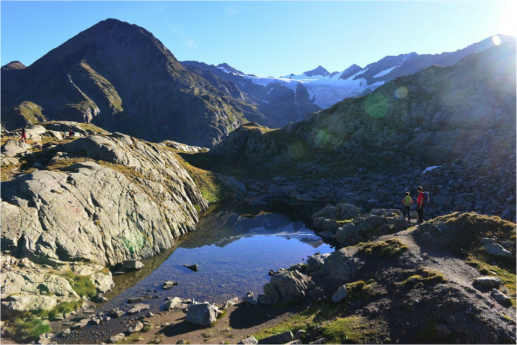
[
  {"left": 142, "top": 323, "right": 153, "bottom": 332},
  {"left": 34, "top": 300, "right": 83, "bottom": 320},
  {"left": 398, "top": 267, "right": 446, "bottom": 289},
  {"left": 321, "top": 316, "right": 388, "bottom": 344},
  {"left": 62, "top": 271, "right": 97, "bottom": 298},
  {"left": 4, "top": 316, "right": 51, "bottom": 342},
  {"left": 337, "top": 219, "right": 354, "bottom": 224},
  {"left": 360, "top": 239, "right": 408, "bottom": 258}
]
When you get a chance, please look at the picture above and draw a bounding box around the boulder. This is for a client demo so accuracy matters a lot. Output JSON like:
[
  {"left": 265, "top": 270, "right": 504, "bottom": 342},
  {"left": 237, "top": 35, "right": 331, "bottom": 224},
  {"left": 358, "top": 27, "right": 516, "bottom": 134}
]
[
  {"left": 321, "top": 219, "right": 339, "bottom": 233},
  {"left": 108, "top": 333, "right": 125, "bottom": 343},
  {"left": 1, "top": 139, "right": 31, "bottom": 157},
  {"left": 258, "top": 331, "right": 293, "bottom": 344},
  {"left": 36, "top": 332, "right": 55, "bottom": 345},
  {"left": 222, "top": 297, "right": 239, "bottom": 310},
  {"left": 127, "top": 321, "right": 144, "bottom": 334},
  {"left": 1, "top": 295, "right": 57, "bottom": 312},
  {"left": 306, "top": 253, "right": 329, "bottom": 273},
  {"left": 186, "top": 303, "right": 218, "bottom": 326},
  {"left": 321, "top": 247, "right": 364, "bottom": 282},
  {"left": 71, "top": 319, "right": 89, "bottom": 330},
  {"left": 238, "top": 336, "right": 259, "bottom": 344},
  {"left": 473, "top": 276, "right": 502, "bottom": 288},
  {"left": 335, "top": 203, "right": 361, "bottom": 219},
  {"left": 108, "top": 308, "right": 125, "bottom": 318},
  {"left": 91, "top": 271, "right": 114, "bottom": 293},
  {"left": 123, "top": 260, "right": 144, "bottom": 270},
  {"left": 127, "top": 303, "right": 150, "bottom": 314},
  {"left": 491, "top": 289, "right": 512, "bottom": 306},
  {"left": 331, "top": 284, "right": 348, "bottom": 302},
  {"left": 164, "top": 297, "right": 184, "bottom": 311},
  {"left": 483, "top": 243, "right": 514, "bottom": 259},
  {"left": 267, "top": 270, "right": 314, "bottom": 303}
]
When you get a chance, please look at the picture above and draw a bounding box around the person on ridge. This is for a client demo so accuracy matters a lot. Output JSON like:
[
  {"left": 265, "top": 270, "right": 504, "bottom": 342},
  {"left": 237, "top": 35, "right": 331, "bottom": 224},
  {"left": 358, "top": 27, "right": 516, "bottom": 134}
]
[
  {"left": 19, "top": 127, "right": 27, "bottom": 143},
  {"left": 67, "top": 129, "right": 74, "bottom": 138},
  {"left": 416, "top": 186, "right": 426, "bottom": 224},
  {"left": 401, "top": 192, "right": 413, "bottom": 222}
]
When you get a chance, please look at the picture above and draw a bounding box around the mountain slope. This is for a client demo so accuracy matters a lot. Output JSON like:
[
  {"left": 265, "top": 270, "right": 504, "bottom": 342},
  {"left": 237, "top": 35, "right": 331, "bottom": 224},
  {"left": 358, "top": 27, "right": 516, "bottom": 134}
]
[
  {"left": 1, "top": 19, "right": 265, "bottom": 147},
  {"left": 212, "top": 42, "right": 516, "bottom": 168},
  {"left": 182, "top": 60, "right": 321, "bottom": 127}
]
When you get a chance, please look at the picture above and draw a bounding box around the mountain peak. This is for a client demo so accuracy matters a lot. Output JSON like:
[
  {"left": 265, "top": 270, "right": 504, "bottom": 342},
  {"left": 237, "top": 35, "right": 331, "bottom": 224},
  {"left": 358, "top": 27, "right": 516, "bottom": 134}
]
[
  {"left": 1, "top": 61, "right": 26, "bottom": 71},
  {"left": 304, "top": 65, "right": 330, "bottom": 77},
  {"left": 216, "top": 63, "right": 245, "bottom": 75}
]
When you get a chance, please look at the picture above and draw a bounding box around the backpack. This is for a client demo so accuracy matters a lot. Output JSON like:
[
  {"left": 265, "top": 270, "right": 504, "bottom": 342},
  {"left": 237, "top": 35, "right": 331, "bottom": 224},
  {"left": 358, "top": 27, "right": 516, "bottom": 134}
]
[
  {"left": 422, "top": 191, "right": 430, "bottom": 205},
  {"left": 404, "top": 196, "right": 412, "bottom": 206}
]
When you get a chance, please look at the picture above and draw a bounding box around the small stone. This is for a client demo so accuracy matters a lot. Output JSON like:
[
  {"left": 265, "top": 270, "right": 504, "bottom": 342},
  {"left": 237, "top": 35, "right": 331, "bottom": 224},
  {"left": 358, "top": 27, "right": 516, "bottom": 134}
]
[
  {"left": 162, "top": 281, "right": 178, "bottom": 290},
  {"left": 331, "top": 284, "right": 348, "bottom": 302},
  {"left": 109, "top": 333, "right": 125, "bottom": 343},
  {"left": 183, "top": 264, "right": 198, "bottom": 272},
  {"left": 146, "top": 312, "right": 154, "bottom": 318},
  {"left": 258, "top": 331, "right": 293, "bottom": 344},
  {"left": 243, "top": 296, "right": 258, "bottom": 305},
  {"left": 238, "top": 336, "right": 258, "bottom": 344},
  {"left": 108, "top": 308, "right": 125, "bottom": 318}
]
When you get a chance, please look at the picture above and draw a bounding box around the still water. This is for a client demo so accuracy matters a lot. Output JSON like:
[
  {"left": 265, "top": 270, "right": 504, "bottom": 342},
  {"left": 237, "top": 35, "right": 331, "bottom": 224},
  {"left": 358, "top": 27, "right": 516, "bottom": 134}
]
[{"left": 101, "top": 206, "right": 333, "bottom": 309}]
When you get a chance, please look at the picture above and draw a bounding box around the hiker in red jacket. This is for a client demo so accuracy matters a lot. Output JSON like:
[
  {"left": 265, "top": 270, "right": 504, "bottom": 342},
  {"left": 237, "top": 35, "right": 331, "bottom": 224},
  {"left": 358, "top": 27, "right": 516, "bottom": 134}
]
[
  {"left": 416, "top": 186, "right": 426, "bottom": 224},
  {"left": 401, "top": 192, "right": 413, "bottom": 222},
  {"left": 19, "top": 127, "right": 27, "bottom": 142}
]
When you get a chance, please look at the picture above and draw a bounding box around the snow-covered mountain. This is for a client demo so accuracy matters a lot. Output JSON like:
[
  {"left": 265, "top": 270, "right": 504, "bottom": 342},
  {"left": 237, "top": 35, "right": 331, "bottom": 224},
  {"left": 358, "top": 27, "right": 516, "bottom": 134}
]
[{"left": 183, "top": 34, "right": 516, "bottom": 125}]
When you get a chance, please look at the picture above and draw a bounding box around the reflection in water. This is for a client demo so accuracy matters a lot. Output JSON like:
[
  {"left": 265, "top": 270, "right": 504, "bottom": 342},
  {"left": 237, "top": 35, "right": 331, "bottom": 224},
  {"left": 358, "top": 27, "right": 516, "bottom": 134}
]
[{"left": 100, "top": 205, "right": 333, "bottom": 313}]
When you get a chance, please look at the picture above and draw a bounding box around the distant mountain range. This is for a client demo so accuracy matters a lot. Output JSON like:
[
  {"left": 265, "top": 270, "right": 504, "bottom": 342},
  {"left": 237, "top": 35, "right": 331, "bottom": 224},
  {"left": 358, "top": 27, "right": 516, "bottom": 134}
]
[
  {"left": 184, "top": 34, "right": 515, "bottom": 110},
  {"left": 2, "top": 17, "right": 514, "bottom": 146}
]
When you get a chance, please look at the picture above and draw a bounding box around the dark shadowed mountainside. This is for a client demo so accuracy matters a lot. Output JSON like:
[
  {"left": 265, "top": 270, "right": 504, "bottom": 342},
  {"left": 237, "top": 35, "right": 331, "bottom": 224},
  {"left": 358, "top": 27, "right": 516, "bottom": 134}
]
[{"left": 1, "top": 19, "right": 266, "bottom": 147}]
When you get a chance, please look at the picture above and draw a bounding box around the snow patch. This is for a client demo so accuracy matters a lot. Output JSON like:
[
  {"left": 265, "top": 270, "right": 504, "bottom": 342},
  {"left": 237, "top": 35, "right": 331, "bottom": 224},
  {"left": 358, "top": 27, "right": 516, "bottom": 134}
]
[
  {"left": 373, "top": 65, "right": 398, "bottom": 78},
  {"left": 423, "top": 166, "right": 441, "bottom": 174}
]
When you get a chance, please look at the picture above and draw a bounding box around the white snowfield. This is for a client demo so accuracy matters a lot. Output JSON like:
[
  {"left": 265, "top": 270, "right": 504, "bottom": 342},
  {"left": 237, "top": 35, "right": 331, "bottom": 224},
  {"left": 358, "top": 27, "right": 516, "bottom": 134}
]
[
  {"left": 242, "top": 66, "right": 385, "bottom": 109},
  {"left": 423, "top": 166, "right": 442, "bottom": 174}
]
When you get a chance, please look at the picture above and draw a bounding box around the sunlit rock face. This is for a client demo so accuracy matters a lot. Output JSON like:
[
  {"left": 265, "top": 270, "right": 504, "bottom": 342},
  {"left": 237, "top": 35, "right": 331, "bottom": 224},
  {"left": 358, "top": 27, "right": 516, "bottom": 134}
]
[{"left": 1, "top": 131, "right": 209, "bottom": 266}]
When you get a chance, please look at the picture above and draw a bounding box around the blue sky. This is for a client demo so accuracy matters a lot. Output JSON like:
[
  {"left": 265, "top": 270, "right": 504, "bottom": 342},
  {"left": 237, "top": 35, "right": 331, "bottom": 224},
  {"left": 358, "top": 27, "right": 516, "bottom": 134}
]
[{"left": 1, "top": 1, "right": 515, "bottom": 77}]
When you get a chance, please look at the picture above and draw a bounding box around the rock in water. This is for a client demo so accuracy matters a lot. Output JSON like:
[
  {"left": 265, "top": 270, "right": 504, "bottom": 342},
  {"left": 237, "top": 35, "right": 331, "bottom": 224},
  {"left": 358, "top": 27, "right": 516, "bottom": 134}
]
[
  {"left": 186, "top": 304, "right": 218, "bottom": 326},
  {"left": 183, "top": 264, "right": 199, "bottom": 272},
  {"left": 127, "top": 303, "right": 150, "bottom": 314},
  {"left": 162, "top": 281, "right": 178, "bottom": 290}
]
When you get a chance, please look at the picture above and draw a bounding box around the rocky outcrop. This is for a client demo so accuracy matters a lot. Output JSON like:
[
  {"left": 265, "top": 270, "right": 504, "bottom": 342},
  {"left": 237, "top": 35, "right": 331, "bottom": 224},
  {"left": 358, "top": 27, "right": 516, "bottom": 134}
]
[
  {"left": 1, "top": 255, "right": 113, "bottom": 312},
  {"left": 1, "top": 139, "right": 31, "bottom": 157},
  {"left": 1, "top": 128, "right": 209, "bottom": 266}
]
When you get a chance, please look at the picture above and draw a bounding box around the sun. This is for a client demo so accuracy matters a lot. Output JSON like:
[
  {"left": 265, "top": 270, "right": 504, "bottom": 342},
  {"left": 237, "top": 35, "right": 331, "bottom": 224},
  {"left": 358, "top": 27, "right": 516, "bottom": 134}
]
[{"left": 498, "top": 0, "right": 517, "bottom": 37}]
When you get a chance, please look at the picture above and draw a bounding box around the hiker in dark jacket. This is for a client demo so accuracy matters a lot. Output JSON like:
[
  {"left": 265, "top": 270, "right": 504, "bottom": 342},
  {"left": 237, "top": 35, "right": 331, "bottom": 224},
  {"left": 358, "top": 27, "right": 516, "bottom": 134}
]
[
  {"left": 416, "top": 186, "right": 426, "bottom": 223},
  {"left": 401, "top": 192, "right": 413, "bottom": 222},
  {"left": 19, "top": 127, "right": 27, "bottom": 142}
]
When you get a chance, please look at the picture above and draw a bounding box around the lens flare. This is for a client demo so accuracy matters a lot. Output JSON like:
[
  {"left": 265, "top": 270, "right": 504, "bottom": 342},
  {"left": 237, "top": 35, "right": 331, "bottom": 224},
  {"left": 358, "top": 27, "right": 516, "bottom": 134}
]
[
  {"left": 394, "top": 87, "right": 408, "bottom": 99},
  {"left": 314, "top": 129, "right": 330, "bottom": 147},
  {"left": 492, "top": 35, "right": 501, "bottom": 46},
  {"left": 288, "top": 141, "right": 307, "bottom": 159},
  {"left": 364, "top": 93, "right": 390, "bottom": 118}
]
